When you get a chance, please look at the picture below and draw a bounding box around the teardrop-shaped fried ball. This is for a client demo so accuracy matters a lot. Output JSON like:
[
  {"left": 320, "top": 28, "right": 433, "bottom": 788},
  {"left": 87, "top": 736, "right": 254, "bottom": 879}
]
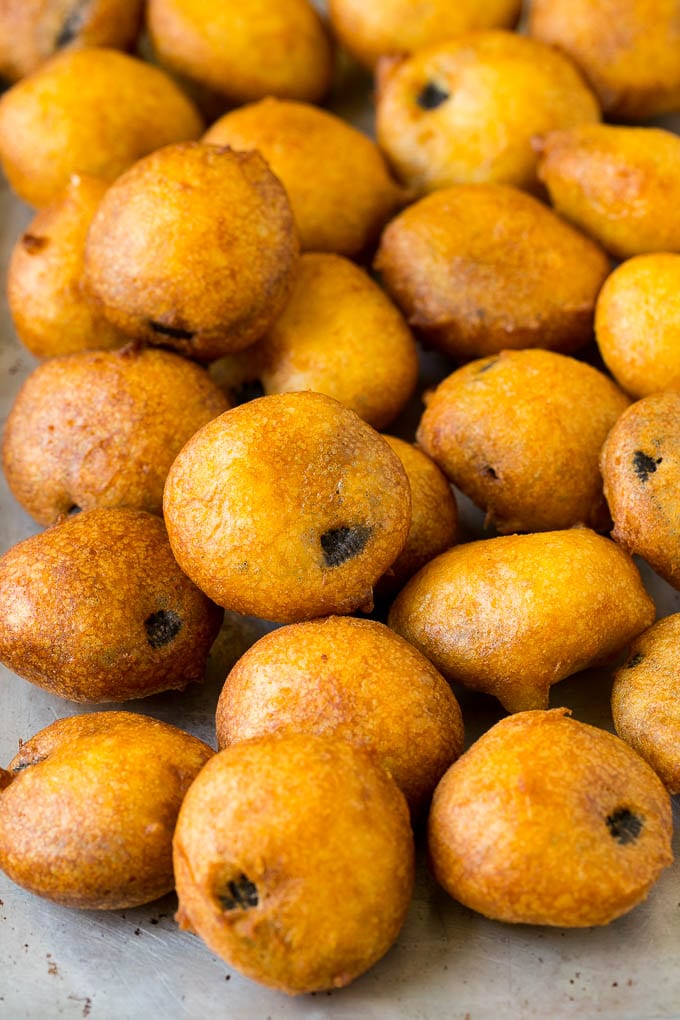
[
  {"left": 0, "top": 508, "right": 223, "bottom": 702},
  {"left": 328, "top": 0, "right": 521, "bottom": 70},
  {"left": 376, "top": 31, "right": 600, "bottom": 195},
  {"left": 173, "top": 733, "right": 414, "bottom": 994},
  {"left": 428, "top": 709, "right": 673, "bottom": 926},
  {"left": 210, "top": 253, "right": 418, "bottom": 429},
  {"left": 0, "top": 0, "right": 144, "bottom": 82},
  {"left": 84, "top": 143, "right": 298, "bottom": 360},
  {"left": 0, "top": 48, "right": 203, "bottom": 208},
  {"left": 388, "top": 529, "right": 655, "bottom": 713},
  {"left": 0, "top": 712, "right": 213, "bottom": 909},
  {"left": 529, "top": 0, "right": 680, "bottom": 122},
  {"left": 7, "top": 174, "right": 127, "bottom": 358},
  {"left": 417, "top": 350, "right": 629, "bottom": 534},
  {"left": 375, "top": 184, "right": 611, "bottom": 361},
  {"left": 612, "top": 615, "right": 680, "bottom": 794},
  {"left": 147, "top": 0, "right": 332, "bottom": 106},
  {"left": 216, "top": 616, "right": 463, "bottom": 815},
  {"left": 601, "top": 392, "right": 680, "bottom": 589},
  {"left": 2, "top": 346, "right": 229, "bottom": 525},
  {"left": 203, "top": 99, "right": 405, "bottom": 257},
  {"left": 163, "top": 392, "right": 411, "bottom": 623},
  {"left": 536, "top": 124, "right": 680, "bottom": 258},
  {"left": 595, "top": 254, "right": 680, "bottom": 399}
]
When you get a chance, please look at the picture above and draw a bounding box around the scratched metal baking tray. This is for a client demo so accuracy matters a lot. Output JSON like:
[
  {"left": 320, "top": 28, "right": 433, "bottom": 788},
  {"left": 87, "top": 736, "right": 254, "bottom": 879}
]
[{"left": 2, "top": 31, "right": 680, "bottom": 1020}]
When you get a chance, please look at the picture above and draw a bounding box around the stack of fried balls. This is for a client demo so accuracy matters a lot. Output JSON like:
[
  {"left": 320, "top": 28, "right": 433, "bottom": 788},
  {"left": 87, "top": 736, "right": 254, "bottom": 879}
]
[{"left": 0, "top": 0, "right": 679, "bottom": 999}]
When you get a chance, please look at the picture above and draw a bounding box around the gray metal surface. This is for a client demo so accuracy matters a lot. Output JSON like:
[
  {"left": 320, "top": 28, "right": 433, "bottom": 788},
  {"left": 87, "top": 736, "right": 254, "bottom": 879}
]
[{"left": 1, "top": 74, "right": 680, "bottom": 1020}]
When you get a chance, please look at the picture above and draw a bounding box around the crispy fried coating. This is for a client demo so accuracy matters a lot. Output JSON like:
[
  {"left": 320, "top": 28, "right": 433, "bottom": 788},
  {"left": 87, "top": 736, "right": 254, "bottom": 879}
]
[
  {"left": 428, "top": 709, "right": 673, "bottom": 926},
  {"left": 173, "top": 733, "right": 414, "bottom": 994},
  {"left": 376, "top": 31, "right": 599, "bottom": 195},
  {"left": 0, "top": 712, "right": 213, "bottom": 909},
  {"left": 164, "top": 392, "right": 411, "bottom": 623},
  {"left": 0, "top": 48, "right": 203, "bottom": 207},
  {"left": 388, "top": 529, "right": 655, "bottom": 713},
  {"left": 2, "top": 346, "right": 229, "bottom": 525}
]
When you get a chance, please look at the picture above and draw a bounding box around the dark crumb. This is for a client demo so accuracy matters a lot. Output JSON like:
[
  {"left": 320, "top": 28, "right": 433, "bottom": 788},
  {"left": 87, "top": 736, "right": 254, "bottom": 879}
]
[
  {"left": 217, "top": 875, "right": 259, "bottom": 911},
  {"left": 321, "top": 525, "right": 372, "bottom": 568},
  {"left": 612, "top": 982, "right": 618, "bottom": 987},
  {"left": 625, "top": 651, "right": 644, "bottom": 669},
  {"left": 633, "top": 450, "right": 662, "bottom": 483},
  {"left": 21, "top": 233, "right": 48, "bottom": 254},
  {"left": 149, "top": 321, "right": 195, "bottom": 341},
  {"left": 144, "top": 609, "right": 183, "bottom": 648},
  {"left": 134, "top": 928, "right": 141, "bottom": 936},
  {"left": 150, "top": 918, "right": 159, "bottom": 925},
  {"left": 225, "top": 975, "right": 231, "bottom": 981},
  {"left": 606, "top": 808, "right": 644, "bottom": 845},
  {"left": 417, "top": 82, "right": 449, "bottom": 110}
]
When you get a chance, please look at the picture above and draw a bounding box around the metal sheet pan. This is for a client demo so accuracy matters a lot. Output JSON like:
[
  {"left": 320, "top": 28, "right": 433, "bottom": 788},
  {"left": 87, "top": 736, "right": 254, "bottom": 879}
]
[{"left": 1, "top": 31, "right": 680, "bottom": 1020}]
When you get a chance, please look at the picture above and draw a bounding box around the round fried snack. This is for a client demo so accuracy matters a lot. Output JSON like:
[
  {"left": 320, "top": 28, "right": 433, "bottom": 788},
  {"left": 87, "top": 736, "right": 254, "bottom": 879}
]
[
  {"left": 375, "top": 184, "right": 611, "bottom": 361},
  {"left": 164, "top": 392, "right": 411, "bottom": 623},
  {"left": 216, "top": 617, "right": 463, "bottom": 815},
  {"left": 595, "top": 254, "right": 680, "bottom": 399},
  {"left": 0, "top": 0, "right": 144, "bottom": 82},
  {"left": 536, "top": 124, "right": 680, "bottom": 259},
  {"left": 7, "top": 174, "right": 127, "bottom": 358},
  {"left": 2, "top": 346, "right": 228, "bottom": 526},
  {"left": 147, "top": 0, "right": 332, "bottom": 106},
  {"left": 0, "top": 49, "right": 203, "bottom": 208},
  {"left": 203, "top": 99, "right": 405, "bottom": 257},
  {"left": 417, "top": 350, "right": 629, "bottom": 534},
  {"left": 173, "top": 733, "right": 414, "bottom": 994},
  {"left": 428, "top": 709, "right": 673, "bottom": 927},
  {"left": 0, "top": 712, "right": 213, "bottom": 909},
  {"left": 375, "top": 31, "right": 600, "bottom": 195},
  {"left": 379, "top": 436, "right": 457, "bottom": 592},
  {"left": 388, "top": 529, "right": 655, "bottom": 713},
  {"left": 84, "top": 143, "right": 298, "bottom": 360},
  {"left": 211, "top": 254, "right": 418, "bottom": 429},
  {"left": 328, "top": 0, "right": 521, "bottom": 70},
  {"left": 529, "top": 0, "right": 680, "bottom": 122},
  {"left": 0, "top": 508, "right": 223, "bottom": 702},
  {"left": 612, "top": 615, "right": 680, "bottom": 794},
  {"left": 601, "top": 392, "right": 680, "bottom": 589}
]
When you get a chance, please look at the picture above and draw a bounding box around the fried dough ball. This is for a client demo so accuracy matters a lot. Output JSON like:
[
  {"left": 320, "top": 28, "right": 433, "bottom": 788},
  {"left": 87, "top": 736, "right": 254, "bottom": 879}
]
[
  {"left": 147, "top": 0, "right": 332, "bottom": 106},
  {"left": 216, "top": 617, "right": 463, "bottom": 815},
  {"left": 375, "top": 185, "right": 610, "bottom": 361},
  {"left": 2, "top": 346, "right": 228, "bottom": 526},
  {"left": 428, "top": 709, "right": 673, "bottom": 926},
  {"left": 529, "top": 0, "right": 680, "bottom": 122},
  {"left": 7, "top": 174, "right": 127, "bottom": 358},
  {"left": 375, "top": 31, "right": 600, "bottom": 195},
  {"left": 595, "top": 254, "right": 680, "bottom": 399},
  {"left": 417, "top": 350, "right": 629, "bottom": 534},
  {"left": 173, "top": 733, "right": 414, "bottom": 994},
  {"left": 84, "top": 143, "right": 298, "bottom": 360},
  {"left": 211, "top": 254, "right": 418, "bottom": 429},
  {"left": 327, "top": 0, "right": 521, "bottom": 70},
  {"left": 536, "top": 125, "right": 680, "bottom": 259},
  {"left": 612, "top": 615, "right": 680, "bottom": 794},
  {"left": 203, "top": 99, "right": 405, "bottom": 257},
  {"left": 0, "top": 508, "right": 223, "bottom": 702},
  {"left": 379, "top": 436, "right": 458, "bottom": 592},
  {"left": 163, "top": 392, "right": 411, "bottom": 623},
  {"left": 601, "top": 392, "right": 680, "bottom": 589},
  {"left": 388, "top": 529, "right": 655, "bottom": 713},
  {"left": 0, "top": 0, "right": 144, "bottom": 83},
  {"left": 0, "top": 49, "right": 203, "bottom": 208},
  {"left": 0, "top": 712, "right": 213, "bottom": 909}
]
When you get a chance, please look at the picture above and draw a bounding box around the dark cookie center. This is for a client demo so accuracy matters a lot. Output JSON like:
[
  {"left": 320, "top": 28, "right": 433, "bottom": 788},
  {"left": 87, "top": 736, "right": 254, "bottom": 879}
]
[
  {"left": 55, "top": 0, "right": 90, "bottom": 48},
  {"left": 149, "top": 321, "right": 196, "bottom": 341},
  {"left": 217, "top": 875, "right": 259, "bottom": 911},
  {"left": 633, "top": 451, "right": 662, "bottom": 483},
  {"left": 417, "top": 82, "right": 450, "bottom": 110},
  {"left": 320, "top": 525, "right": 372, "bottom": 568},
  {"left": 144, "top": 610, "right": 182, "bottom": 648},
  {"left": 606, "top": 808, "right": 643, "bottom": 845}
]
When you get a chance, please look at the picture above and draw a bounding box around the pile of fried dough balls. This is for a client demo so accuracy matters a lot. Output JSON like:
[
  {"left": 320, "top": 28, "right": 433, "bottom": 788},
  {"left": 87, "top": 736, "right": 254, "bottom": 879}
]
[{"left": 0, "top": 0, "right": 679, "bottom": 1000}]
